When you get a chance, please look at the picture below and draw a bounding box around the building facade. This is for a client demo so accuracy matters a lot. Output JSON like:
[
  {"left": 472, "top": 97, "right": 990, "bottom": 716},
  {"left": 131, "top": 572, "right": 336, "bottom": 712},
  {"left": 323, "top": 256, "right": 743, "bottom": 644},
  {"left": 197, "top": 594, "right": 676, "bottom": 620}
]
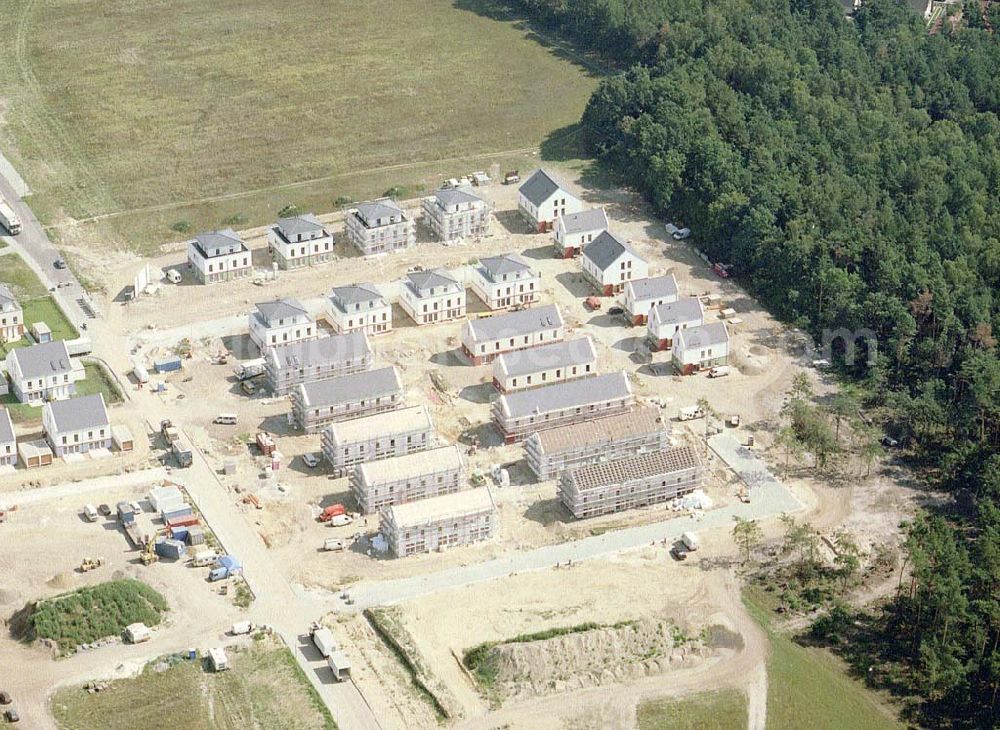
[
  {"left": 647, "top": 297, "right": 705, "bottom": 351},
  {"left": 265, "top": 331, "right": 372, "bottom": 396},
  {"left": 491, "top": 371, "right": 633, "bottom": 444},
  {"left": 326, "top": 283, "right": 392, "bottom": 336},
  {"left": 421, "top": 187, "right": 489, "bottom": 242},
  {"left": 399, "top": 269, "right": 465, "bottom": 326},
  {"left": 322, "top": 405, "right": 434, "bottom": 477},
  {"left": 345, "top": 198, "right": 416, "bottom": 256},
  {"left": 43, "top": 394, "right": 112, "bottom": 457},
  {"left": 492, "top": 336, "right": 597, "bottom": 393},
  {"left": 187, "top": 229, "right": 252, "bottom": 285},
  {"left": 292, "top": 366, "right": 403, "bottom": 433},
  {"left": 460, "top": 304, "right": 564, "bottom": 366},
  {"left": 268, "top": 214, "right": 333, "bottom": 269},
  {"left": 381, "top": 487, "right": 497, "bottom": 558},
  {"left": 249, "top": 298, "right": 316, "bottom": 352},
  {"left": 469, "top": 254, "right": 540, "bottom": 310},
  {"left": 524, "top": 406, "right": 669, "bottom": 480},
  {"left": 5, "top": 340, "right": 75, "bottom": 404},
  {"left": 351, "top": 445, "right": 465, "bottom": 514},
  {"left": 559, "top": 445, "right": 703, "bottom": 519},
  {"left": 672, "top": 322, "right": 731, "bottom": 374},
  {"left": 581, "top": 231, "right": 649, "bottom": 296},
  {"left": 0, "top": 408, "right": 16, "bottom": 467},
  {"left": 623, "top": 274, "right": 680, "bottom": 326},
  {"left": 552, "top": 208, "right": 609, "bottom": 258},
  {"left": 0, "top": 285, "right": 24, "bottom": 343},
  {"left": 518, "top": 169, "right": 582, "bottom": 232}
]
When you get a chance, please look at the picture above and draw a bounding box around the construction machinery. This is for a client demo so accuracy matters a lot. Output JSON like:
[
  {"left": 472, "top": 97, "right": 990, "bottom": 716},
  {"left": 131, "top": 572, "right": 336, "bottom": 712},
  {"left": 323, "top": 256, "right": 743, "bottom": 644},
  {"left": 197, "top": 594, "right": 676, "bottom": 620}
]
[
  {"left": 140, "top": 538, "right": 159, "bottom": 565},
  {"left": 79, "top": 557, "right": 104, "bottom": 572},
  {"left": 712, "top": 262, "right": 732, "bottom": 278}
]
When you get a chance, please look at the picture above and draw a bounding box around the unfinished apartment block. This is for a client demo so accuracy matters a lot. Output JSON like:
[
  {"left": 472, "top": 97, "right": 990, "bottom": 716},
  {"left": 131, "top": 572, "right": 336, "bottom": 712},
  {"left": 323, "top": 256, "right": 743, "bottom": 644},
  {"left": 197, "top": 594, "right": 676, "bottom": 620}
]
[
  {"left": 265, "top": 331, "right": 372, "bottom": 396},
  {"left": 351, "top": 445, "right": 465, "bottom": 514},
  {"left": 381, "top": 487, "right": 497, "bottom": 557},
  {"left": 524, "top": 405, "right": 670, "bottom": 480},
  {"left": 491, "top": 370, "right": 633, "bottom": 443},
  {"left": 292, "top": 366, "right": 403, "bottom": 433},
  {"left": 322, "top": 405, "right": 434, "bottom": 477},
  {"left": 559, "top": 445, "right": 703, "bottom": 519},
  {"left": 345, "top": 198, "right": 416, "bottom": 256},
  {"left": 420, "top": 187, "right": 490, "bottom": 242}
]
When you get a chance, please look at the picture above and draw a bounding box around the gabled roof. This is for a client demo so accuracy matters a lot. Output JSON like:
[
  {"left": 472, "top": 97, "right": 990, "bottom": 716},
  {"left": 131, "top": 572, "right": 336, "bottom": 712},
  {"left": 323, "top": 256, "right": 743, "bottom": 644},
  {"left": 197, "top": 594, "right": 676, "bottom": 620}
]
[
  {"left": 478, "top": 253, "right": 534, "bottom": 282},
  {"left": 558, "top": 208, "right": 608, "bottom": 235},
  {"left": 254, "top": 298, "right": 309, "bottom": 325},
  {"left": 0, "top": 408, "right": 14, "bottom": 443},
  {"left": 275, "top": 213, "right": 326, "bottom": 238},
  {"left": 565, "top": 446, "right": 701, "bottom": 490},
  {"left": 465, "top": 304, "right": 563, "bottom": 344},
  {"left": 495, "top": 336, "right": 596, "bottom": 379},
  {"left": 583, "top": 231, "right": 640, "bottom": 271},
  {"left": 530, "top": 405, "right": 666, "bottom": 454},
  {"left": 10, "top": 340, "right": 72, "bottom": 380},
  {"left": 45, "top": 394, "right": 109, "bottom": 433},
  {"left": 649, "top": 297, "right": 704, "bottom": 328},
  {"left": 355, "top": 198, "right": 405, "bottom": 225},
  {"left": 326, "top": 405, "right": 433, "bottom": 444},
  {"left": 192, "top": 229, "right": 245, "bottom": 257},
  {"left": 432, "top": 187, "right": 484, "bottom": 208},
  {"left": 386, "top": 486, "right": 495, "bottom": 528},
  {"left": 266, "top": 331, "right": 370, "bottom": 371},
  {"left": 627, "top": 274, "right": 678, "bottom": 302},
  {"left": 298, "top": 366, "right": 401, "bottom": 408},
  {"left": 0, "top": 284, "right": 18, "bottom": 309},
  {"left": 497, "top": 371, "right": 631, "bottom": 420},
  {"left": 519, "top": 169, "right": 568, "bottom": 207},
  {"left": 406, "top": 268, "right": 459, "bottom": 294},
  {"left": 357, "top": 445, "right": 464, "bottom": 485},
  {"left": 675, "top": 321, "right": 730, "bottom": 350},
  {"left": 329, "top": 283, "right": 386, "bottom": 311}
]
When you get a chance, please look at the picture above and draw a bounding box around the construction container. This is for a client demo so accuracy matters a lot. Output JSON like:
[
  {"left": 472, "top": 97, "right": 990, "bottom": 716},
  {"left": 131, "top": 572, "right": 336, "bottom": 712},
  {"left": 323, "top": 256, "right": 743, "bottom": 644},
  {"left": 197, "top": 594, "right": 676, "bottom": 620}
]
[
  {"left": 192, "top": 550, "right": 218, "bottom": 567},
  {"left": 125, "top": 623, "right": 151, "bottom": 643},
  {"left": 162, "top": 505, "right": 193, "bottom": 523},
  {"left": 154, "top": 356, "right": 182, "bottom": 373},
  {"left": 209, "top": 647, "right": 229, "bottom": 671},
  {"left": 186, "top": 526, "right": 206, "bottom": 546},
  {"left": 166, "top": 514, "right": 200, "bottom": 529},
  {"left": 154, "top": 538, "right": 187, "bottom": 560},
  {"left": 133, "top": 365, "right": 150, "bottom": 384},
  {"left": 328, "top": 651, "right": 352, "bottom": 681},
  {"left": 150, "top": 485, "right": 184, "bottom": 512},
  {"left": 169, "top": 526, "right": 189, "bottom": 542},
  {"left": 231, "top": 621, "right": 254, "bottom": 635}
]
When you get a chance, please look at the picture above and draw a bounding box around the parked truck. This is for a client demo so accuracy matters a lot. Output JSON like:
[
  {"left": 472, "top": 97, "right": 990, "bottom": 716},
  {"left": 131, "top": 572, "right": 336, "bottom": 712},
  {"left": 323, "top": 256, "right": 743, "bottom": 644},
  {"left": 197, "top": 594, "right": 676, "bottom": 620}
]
[
  {"left": 310, "top": 623, "right": 337, "bottom": 658},
  {"left": 0, "top": 197, "right": 22, "bottom": 235},
  {"left": 327, "top": 651, "right": 352, "bottom": 682},
  {"left": 233, "top": 358, "right": 266, "bottom": 381},
  {"left": 256, "top": 432, "right": 275, "bottom": 457},
  {"left": 678, "top": 405, "right": 706, "bottom": 421},
  {"left": 681, "top": 532, "right": 701, "bottom": 552},
  {"left": 317, "top": 504, "right": 346, "bottom": 523},
  {"left": 171, "top": 433, "right": 193, "bottom": 468}
]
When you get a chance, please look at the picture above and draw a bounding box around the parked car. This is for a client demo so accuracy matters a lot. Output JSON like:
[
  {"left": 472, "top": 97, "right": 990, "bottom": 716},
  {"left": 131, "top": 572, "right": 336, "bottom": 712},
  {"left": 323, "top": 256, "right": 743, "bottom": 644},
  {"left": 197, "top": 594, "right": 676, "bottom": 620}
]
[
  {"left": 97, "top": 504, "right": 112, "bottom": 517},
  {"left": 241, "top": 380, "right": 256, "bottom": 396},
  {"left": 302, "top": 453, "right": 320, "bottom": 468},
  {"left": 881, "top": 436, "right": 900, "bottom": 448},
  {"left": 0, "top": 691, "right": 10, "bottom": 705},
  {"left": 672, "top": 227, "right": 691, "bottom": 240},
  {"left": 53, "top": 258, "right": 66, "bottom": 269},
  {"left": 607, "top": 306, "right": 624, "bottom": 316},
  {"left": 670, "top": 546, "right": 687, "bottom": 561},
  {"left": 4, "top": 707, "right": 19, "bottom": 723}
]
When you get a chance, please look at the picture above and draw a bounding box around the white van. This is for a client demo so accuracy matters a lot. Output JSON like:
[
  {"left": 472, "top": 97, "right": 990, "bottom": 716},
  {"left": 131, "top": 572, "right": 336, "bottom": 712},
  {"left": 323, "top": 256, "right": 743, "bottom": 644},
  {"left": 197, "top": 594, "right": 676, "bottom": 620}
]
[
  {"left": 83, "top": 504, "right": 99, "bottom": 522},
  {"left": 708, "top": 366, "right": 731, "bottom": 378},
  {"left": 214, "top": 413, "right": 238, "bottom": 425},
  {"left": 165, "top": 269, "right": 182, "bottom": 284},
  {"left": 679, "top": 405, "right": 706, "bottom": 421},
  {"left": 192, "top": 550, "right": 218, "bottom": 567}
]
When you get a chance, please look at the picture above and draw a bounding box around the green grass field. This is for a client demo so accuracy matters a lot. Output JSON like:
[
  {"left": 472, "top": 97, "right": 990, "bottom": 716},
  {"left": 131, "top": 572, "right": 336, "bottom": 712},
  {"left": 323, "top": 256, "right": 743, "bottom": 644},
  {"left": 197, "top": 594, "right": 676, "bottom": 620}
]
[
  {"left": 637, "top": 689, "right": 748, "bottom": 730},
  {"left": 744, "top": 590, "right": 901, "bottom": 729},
  {"left": 0, "top": 255, "right": 48, "bottom": 298},
  {"left": 51, "top": 640, "right": 336, "bottom": 730},
  {"left": 0, "top": 0, "right": 598, "bottom": 254}
]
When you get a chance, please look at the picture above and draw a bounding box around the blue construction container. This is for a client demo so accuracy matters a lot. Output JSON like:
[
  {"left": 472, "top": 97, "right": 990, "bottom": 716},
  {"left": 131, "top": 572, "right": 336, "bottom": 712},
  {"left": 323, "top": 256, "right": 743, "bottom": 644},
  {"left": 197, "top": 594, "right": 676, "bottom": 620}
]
[
  {"left": 154, "top": 538, "right": 187, "bottom": 560},
  {"left": 169, "top": 526, "right": 189, "bottom": 542},
  {"left": 154, "top": 356, "right": 183, "bottom": 373}
]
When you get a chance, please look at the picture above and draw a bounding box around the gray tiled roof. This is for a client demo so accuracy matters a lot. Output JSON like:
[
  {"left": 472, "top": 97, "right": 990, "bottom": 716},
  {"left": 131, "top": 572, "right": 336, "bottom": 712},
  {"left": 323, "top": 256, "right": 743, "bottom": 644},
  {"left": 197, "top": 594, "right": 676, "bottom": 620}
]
[
  {"left": 193, "top": 229, "right": 245, "bottom": 258},
  {"left": 267, "top": 332, "right": 370, "bottom": 371},
  {"left": 495, "top": 336, "right": 596, "bottom": 379},
  {"left": 583, "top": 231, "right": 637, "bottom": 271},
  {"left": 11, "top": 340, "right": 72, "bottom": 380},
  {"left": 0, "top": 284, "right": 17, "bottom": 310},
  {"left": 433, "top": 187, "right": 484, "bottom": 208},
  {"left": 254, "top": 298, "right": 309, "bottom": 325},
  {"left": 558, "top": 208, "right": 608, "bottom": 235},
  {"left": 649, "top": 297, "right": 703, "bottom": 327},
  {"left": 628, "top": 274, "right": 678, "bottom": 302},
  {"left": 298, "top": 366, "right": 401, "bottom": 408},
  {"left": 329, "top": 283, "right": 386, "bottom": 311},
  {"left": 466, "top": 304, "right": 562, "bottom": 344},
  {"left": 406, "top": 268, "right": 459, "bottom": 294},
  {"left": 355, "top": 198, "right": 405, "bottom": 225},
  {"left": 675, "top": 322, "right": 730, "bottom": 349},
  {"left": 0, "top": 408, "right": 14, "bottom": 443},
  {"left": 46, "top": 394, "right": 109, "bottom": 434},
  {"left": 565, "top": 445, "right": 701, "bottom": 490},
  {"left": 276, "top": 213, "right": 326, "bottom": 238},
  {"left": 478, "top": 253, "right": 533, "bottom": 281},
  {"left": 497, "top": 371, "right": 631, "bottom": 419},
  {"left": 519, "top": 169, "right": 566, "bottom": 207}
]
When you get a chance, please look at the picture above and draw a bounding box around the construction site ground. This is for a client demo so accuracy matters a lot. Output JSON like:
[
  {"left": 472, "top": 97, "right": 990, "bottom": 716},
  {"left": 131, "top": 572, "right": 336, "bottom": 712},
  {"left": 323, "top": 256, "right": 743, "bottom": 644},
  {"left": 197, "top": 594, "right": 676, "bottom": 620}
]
[{"left": 0, "top": 173, "right": 917, "bottom": 729}]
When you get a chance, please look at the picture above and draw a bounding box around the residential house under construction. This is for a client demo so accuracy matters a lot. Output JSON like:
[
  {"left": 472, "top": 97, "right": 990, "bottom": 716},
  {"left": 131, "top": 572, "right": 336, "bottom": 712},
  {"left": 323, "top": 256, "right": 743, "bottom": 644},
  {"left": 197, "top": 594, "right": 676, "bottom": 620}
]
[
  {"left": 265, "top": 331, "right": 372, "bottom": 396},
  {"left": 381, "top": 487, "right": 497, "bottom": 557},
  {"left": 292, "top": 366, "right": 402, "bottom": 433},
  {"left": 492, "top": 336, "right": 597, "bottom": 393},
  {"left": 460, "top": 303, "right": 564, "bottom": 365},
  {"left": 420, "top": 187, "right": 490, "bottom": 242},
  {"left": 351, "top": 445, "right": 465, "bottom": 514},
  {"left": 322, "top": 405, "right": 434, "bottom": 477}
]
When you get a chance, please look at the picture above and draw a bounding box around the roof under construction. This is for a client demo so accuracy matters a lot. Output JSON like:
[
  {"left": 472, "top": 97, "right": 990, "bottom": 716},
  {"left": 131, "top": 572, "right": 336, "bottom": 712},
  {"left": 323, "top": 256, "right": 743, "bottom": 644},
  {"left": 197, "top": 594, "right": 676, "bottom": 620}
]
[
  {"left": 496, "top": 371, "right": 631, "bottom": 420},
  {"left": 565, "top": 446, "right": 701, "bottom": 490},
  {"left": 531, "top": 405, "right": 666, "bottom": 454},
  {"left": 356, "top": 445, "right": 463, "bottom": 485},
  {"left": 385, "top": 486, "right": 495, "bottom": 528},
  {"left": 326, "top": 405, "right": 432, "bottom": 444}
]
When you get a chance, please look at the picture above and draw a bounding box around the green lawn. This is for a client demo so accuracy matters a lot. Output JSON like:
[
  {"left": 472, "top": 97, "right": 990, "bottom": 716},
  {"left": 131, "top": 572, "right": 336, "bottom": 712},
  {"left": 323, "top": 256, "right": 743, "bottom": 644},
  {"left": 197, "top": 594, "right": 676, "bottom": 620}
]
[
  {"left": 0, "top": 0, "right": 598, "bottom": 255},
  {"left": 0, "top": 362, "right": 120, "bottom": 424},
  {"left": 744, "top": 591, "right": 901, "bottom": 730},
  {"left": 0, "top": 255, "right": 48, "bottom": 298},
  {"left": 636, "top": 689, "right": 748, "bottom": 730},
  {"left": 51, "top": 640, "right": 336, "bottom": 730}
]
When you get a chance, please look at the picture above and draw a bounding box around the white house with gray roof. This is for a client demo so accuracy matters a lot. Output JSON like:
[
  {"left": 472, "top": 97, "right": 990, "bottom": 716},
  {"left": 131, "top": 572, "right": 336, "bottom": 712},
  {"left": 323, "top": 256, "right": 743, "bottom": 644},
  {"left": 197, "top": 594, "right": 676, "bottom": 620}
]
[
  {"left": 647, "top": 297, "right": 704, "bottom": 351},
  {"left": 322, "top": 405, "right": 434, "bottom": 477},
  {"left": 491, "top": 370, "right": 633, "bottom": 443},
  {"left": 461, "top": 304, "right": 564, "bottom": 365},
  {"left": 351, "top": 445, "right": 465, "bottom": 514},
  {"left": 421, "top": 187, "right": 489, "bottom": 242},
  {"left": 268, "top": 214, "right": 332, "bottom": 269},
  {"left": 0, "top": 284, "right": 24, "bottom": 343},
  {"left": 382, "top": 487, "right": 497, "bottom": 557},
  {"left": 265, "top": 331, "right": 372, "bottom": 395},
  {"left": 249, "top": 298, "right": 316, "bottom": 352},
  {"left": 517, "top": 169, "right": 582, "bottom": 232},
  {"left": 624, "top": 274, "right": 679, "bottom": 325},
  {"left": 582, "top": 231, "right": 649, "bottom": 295},
  {"left": 326, "top": 283, "right": 392, "bottom": 336},
  {"left": 292, "top": 366, "right": 403, "bottom": 433},
  {"left": 469, "top": 253, "right": 540, "bottom": 310},
  {"left": 399, "top": 268, "right": 465, "bottom": 325},
  {"left": 345, "top": 198, "right": 416, "bottom": 256},
  {"left": 493, "top": 336, "right": 597, "bottom": 393},
  {"left": 553, "top": 208, "right": 609, "bottom": 258},
  {"left": 43, "top": 393, "right": 111, "bottom": 457},
  {"left": 672, "top": 322, "right": 730, "bottom": 374},
  {"left": 5, "top": 340, "right": 76, "bottom": 404},
  {"left": 0, "top": 408, "right": 16, "bottom": 467},
  {"left": 187, "top": 229, "right": 252, "bottom": 284}
]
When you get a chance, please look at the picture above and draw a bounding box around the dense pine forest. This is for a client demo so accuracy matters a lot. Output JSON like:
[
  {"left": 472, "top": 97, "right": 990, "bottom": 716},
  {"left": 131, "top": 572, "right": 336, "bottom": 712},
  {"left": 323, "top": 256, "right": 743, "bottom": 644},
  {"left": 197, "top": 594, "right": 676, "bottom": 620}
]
[{"left": 515, "top": 0, "right": 1000, "bottom": 724}]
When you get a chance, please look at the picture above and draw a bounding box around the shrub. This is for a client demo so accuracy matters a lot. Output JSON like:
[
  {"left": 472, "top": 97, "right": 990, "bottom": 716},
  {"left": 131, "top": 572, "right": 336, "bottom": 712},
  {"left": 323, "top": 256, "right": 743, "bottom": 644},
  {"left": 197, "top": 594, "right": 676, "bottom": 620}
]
[{"left": 170, "top": 221, "right": 191, "bottom": 233}]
